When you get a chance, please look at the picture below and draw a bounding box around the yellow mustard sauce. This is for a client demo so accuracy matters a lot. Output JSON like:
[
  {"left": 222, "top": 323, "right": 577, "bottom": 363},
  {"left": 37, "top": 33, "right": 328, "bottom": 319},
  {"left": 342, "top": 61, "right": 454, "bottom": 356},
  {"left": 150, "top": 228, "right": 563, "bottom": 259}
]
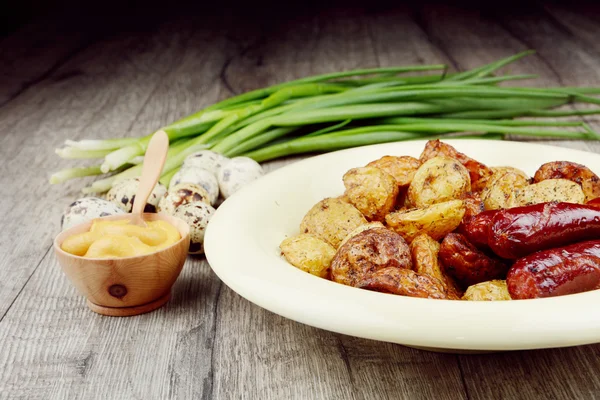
[{"left": 61, "top": 219, "right": 181, "bottom": 258}]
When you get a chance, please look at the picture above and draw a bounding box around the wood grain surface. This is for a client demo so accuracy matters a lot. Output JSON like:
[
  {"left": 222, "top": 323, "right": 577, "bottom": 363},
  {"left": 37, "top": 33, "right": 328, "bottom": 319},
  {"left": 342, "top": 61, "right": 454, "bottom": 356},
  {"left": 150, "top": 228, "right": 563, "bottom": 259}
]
[{"left": 1, "top": 2, "right": 600, "bottom": 399}]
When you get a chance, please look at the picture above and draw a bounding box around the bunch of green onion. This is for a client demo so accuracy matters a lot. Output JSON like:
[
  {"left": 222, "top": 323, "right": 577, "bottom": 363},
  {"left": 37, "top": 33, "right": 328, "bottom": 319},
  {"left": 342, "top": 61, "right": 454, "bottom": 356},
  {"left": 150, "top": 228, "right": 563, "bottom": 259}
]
[{"left": 51, "top": 51, "right": 600, "bottom": 193}]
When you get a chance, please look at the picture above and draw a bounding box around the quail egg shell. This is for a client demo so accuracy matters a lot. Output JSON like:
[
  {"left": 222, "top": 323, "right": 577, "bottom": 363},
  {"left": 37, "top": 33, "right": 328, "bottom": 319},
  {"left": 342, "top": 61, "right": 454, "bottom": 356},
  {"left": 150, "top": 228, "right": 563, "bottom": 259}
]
[
  {"left": 173, "top": 201, "right": 216, "bottom": 254},
  {"left": 158, "top": 183, "right": 211, "bottom": 215},
  {"left": 61, "top": 197, "right": 125, "bottom": 231},
  {"left": 182, "top": 150, "right": 229, "bottom": 176},
  {"left": 218, "top": 157, "right": 264, "bottom": 198},
  {"left": 106, "top": 177, "right": 167, "bottom": 213},
  {"left": 169, "top": 166, "right": 219, "bottom": 205}
]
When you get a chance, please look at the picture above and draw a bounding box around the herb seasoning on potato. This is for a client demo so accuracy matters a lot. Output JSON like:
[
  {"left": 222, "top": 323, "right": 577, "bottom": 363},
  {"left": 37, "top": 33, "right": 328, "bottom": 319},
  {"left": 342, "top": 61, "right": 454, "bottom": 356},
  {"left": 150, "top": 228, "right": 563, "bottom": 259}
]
[{"left": 281, "top": 140, "right": 600, "bottom": 301}]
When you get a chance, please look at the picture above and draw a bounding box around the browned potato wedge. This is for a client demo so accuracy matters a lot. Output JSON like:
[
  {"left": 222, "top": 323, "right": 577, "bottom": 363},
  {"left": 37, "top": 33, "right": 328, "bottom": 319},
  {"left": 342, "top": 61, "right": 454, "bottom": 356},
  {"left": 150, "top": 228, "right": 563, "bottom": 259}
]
[
  {"left": 385, "top": 199, "right": 466, "bottom": 242},
  {"left": 366, "top": 155, "right": 421, "bottom": 188},
  {"left": 280, "top": 234, "right": 336, "bottom": 278},
  {"left": 410, "top": 234, "right": 463, "bottom": 299},
  {"left": 300, "top": 197, "right": 367, "bottom": 248},
  {"left": 491, "top": 166, "right": 530, "bottom": 181},
  {"left": 462, "top": 280, "right": 511, "bottom": 301},
  {"left": 358, "top": 267, "right": 447, "bottom": 299},
  {"left": 533, "top": 161, "right": 600, "bottom": 202},
  {"left": 481, "top": 170, "right": 530, "bottom": 210},
  {"left": 419, "top": 139, "right": 493, "bottom": 192},
  {"left": 331, "top": 227, "right": 411, "bottom": 287},
  {"left": 339, "top": 222, "right": 385, "bottom": 248},
  {"left": 343, "top": 167, "right": 399, "bottom": 221},
  {"left": 511, "top": 179, "right": 585, "bottom": 207},
  {"left": 406, "top": 156, "right": 471, "bottom": 208}
]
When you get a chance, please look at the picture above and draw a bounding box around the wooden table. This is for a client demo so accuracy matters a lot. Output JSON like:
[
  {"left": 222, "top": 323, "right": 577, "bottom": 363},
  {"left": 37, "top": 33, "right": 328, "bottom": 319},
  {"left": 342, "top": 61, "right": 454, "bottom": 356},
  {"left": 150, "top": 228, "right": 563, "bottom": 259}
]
[{"left": 2, "top": 1, "right": 600, "bottom": 398}]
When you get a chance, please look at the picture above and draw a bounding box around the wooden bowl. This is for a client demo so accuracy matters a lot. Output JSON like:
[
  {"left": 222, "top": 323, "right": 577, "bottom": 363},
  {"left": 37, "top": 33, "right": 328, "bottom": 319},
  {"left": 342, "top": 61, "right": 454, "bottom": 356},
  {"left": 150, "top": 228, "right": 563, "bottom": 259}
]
[{"left": 54, "top": 213, "right": 190, "bottom": 317}]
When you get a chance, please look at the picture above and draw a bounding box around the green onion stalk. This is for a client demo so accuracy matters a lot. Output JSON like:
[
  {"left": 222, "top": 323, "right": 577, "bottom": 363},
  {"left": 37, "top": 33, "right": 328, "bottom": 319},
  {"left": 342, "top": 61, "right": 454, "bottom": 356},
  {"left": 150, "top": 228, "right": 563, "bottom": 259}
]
[{"left": 51, "top": 51, "right": 600, "bottom": 193}]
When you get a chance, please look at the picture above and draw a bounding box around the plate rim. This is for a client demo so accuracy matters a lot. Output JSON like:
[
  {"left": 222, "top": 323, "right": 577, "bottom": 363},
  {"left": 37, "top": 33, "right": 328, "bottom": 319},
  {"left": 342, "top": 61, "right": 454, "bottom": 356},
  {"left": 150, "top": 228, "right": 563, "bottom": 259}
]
[{"left": 205, "top": 139, "right": 600, "bottom": 351}]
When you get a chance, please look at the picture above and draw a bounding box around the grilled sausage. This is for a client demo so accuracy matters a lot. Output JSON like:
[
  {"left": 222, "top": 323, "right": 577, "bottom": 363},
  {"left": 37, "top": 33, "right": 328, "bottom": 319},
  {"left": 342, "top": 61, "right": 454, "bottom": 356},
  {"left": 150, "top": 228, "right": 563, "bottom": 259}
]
[
  {"left": 507, "top": 240, "right": 600, "bottom": 299},
  {"left": 462, "top": 210, "right": 498, "bottom": 250},
  {"left": 488, "top": 202, "right": 600, "bottom": 259},
  {"left": 439, "top": 233, "right": 510, "bottom": 288}
]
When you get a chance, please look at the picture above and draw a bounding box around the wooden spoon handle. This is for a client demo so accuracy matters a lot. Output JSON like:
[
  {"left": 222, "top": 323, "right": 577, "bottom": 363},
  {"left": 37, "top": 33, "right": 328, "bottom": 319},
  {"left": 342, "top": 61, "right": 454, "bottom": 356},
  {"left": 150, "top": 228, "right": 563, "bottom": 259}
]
[{"left": 132, "top": 130, "right": 169, "bottom": 216}]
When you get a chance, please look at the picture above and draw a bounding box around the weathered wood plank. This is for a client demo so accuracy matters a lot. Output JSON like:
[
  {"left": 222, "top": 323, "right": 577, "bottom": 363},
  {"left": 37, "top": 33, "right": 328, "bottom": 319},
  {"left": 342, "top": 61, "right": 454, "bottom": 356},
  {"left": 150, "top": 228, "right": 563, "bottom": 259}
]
[
  {"left": 213, "top": 8, "right": 467, "bottom": 400},
  {"left": 415, "top": 4, "right": 600, "bottom": 399},
  {"left": 0, "top": 13, "right": 235, "bottom": 399},
  {"left": 0, "top": 15, "right": 207, "bottom": 320}
]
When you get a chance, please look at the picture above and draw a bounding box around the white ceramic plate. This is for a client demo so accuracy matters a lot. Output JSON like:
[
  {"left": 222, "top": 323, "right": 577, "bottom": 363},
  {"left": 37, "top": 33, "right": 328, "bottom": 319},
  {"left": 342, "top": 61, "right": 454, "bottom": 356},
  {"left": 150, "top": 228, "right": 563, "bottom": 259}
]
[{"left": 205, "top": 140, "right": 600, "bottom": 352}]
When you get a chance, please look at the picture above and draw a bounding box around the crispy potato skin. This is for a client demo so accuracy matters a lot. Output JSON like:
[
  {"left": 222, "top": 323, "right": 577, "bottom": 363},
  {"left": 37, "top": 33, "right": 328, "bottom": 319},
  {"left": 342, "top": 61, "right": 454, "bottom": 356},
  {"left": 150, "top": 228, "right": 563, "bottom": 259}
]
[
  {"left": 481, "top": 170, "right": 530, "bottom": 210},
  {"left": 367, "top": 156, "right": 422, "bottom": 188},
  {"left": 533, "top": 161, "right": 600, "bottom": 202},
  {"left": 300, "top": 197, "right": 367, "bottom": 248},
  {"left": 343, "top": 167, "right": 399, "bottom": 221},
  {"left": 491, "top": 166, "right": 530, "bottom": 181},
  {"left": 419, "top": 140, "right": 493, "bottom": 192},
  {"left": 407, "top": 156, "right": 471, "bottom": 208},
  {"left": 511, "top": 179, "right": 585, "bottom": 207},
  {"left": 410, "top": 234, "right": 462, "bottom": 299},
  {"left": 280, "top": 234, "right": 336, "bottom": 278},
  {"left": 439, "top": 233, "right": 510, "bottom": 288},
  {"left": 358, "top": 267, "right": 447, "bottom": 299},
  {"left": 462, "top": 280, "right": 511, "bottom": 301},
  {"left": 385, "top": 199, "right": 465, "bottom": 242},
  {"left": 339, "top": 221, "right": 385, "bottom": 248},
  {"left": 331, "top": 227, "right": 411, "bottom": 287}
]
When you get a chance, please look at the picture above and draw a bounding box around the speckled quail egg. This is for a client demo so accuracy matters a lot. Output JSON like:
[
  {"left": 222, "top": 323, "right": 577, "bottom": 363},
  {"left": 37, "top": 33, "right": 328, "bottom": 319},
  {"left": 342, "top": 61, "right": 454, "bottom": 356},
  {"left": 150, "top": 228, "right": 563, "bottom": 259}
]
[
  {"left": 182, "top": 150, "right": 229, "bottom": 176},
  {"left": 173, "top": 202, "right": 216, "bottom": 254},
  {"left": 169, "top": 166, "right": 219, "bottom": 205},
  {"left": 158, "top": 183, "right": 211, "bottom": 215},
  {"left": 106, "top": 177, "right": 167, "bottom": 213},
  {"left": 61, "top": 197, "right": 125, "bottom": 231},
  {"left": 218, "top": 157, "right": 264, "bottom": 198}
]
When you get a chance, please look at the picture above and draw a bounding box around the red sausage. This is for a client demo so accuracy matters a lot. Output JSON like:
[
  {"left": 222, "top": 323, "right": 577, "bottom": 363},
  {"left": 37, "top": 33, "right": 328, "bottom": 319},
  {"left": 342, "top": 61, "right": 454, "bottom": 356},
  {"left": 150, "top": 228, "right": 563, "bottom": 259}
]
[
  {"left": 462, "top": 210, "right": 499, "bottom": 250},
  {"left": 586, "top": 197, "right": 600, "bottom": 209},
  {"left": 488, "top": 202, "right": 600, "bottom": 259},
  {"left": 439, "top": 233, "right": 510, "bottom": 288},
  {"left": 507, "top": 240, "right": 600, "bottom": 299}
]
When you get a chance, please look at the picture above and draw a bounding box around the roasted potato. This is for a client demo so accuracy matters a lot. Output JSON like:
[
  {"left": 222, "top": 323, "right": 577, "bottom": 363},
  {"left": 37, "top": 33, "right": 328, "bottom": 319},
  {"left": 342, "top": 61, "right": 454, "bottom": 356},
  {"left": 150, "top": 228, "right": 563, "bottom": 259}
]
[
  {"left": 367, "top": 155, "right": 421, "bottom": 188},
  {"left": 419, "top": 139, "right": 493, "bottom": 191},
  {"left": 339, "top": 221, "right": 384, "bottom": 248},
  {"left": 410, "top": 233, "right": 462, "bottom": 299},
  {"left": 491, "top": 166, "right": 530, "bottom": 181},
  {"left": 331, "top": 227, "right": 411, "bottom": 287},
  {"left": 343, "top": 167, "right": 399, "bottom": 221},
  {"left": 511, "top": 179, "right": 585, "bottom": 207},
  {"left": 462, "top": 280, "right": 511, "bottom": 301},
  {"left": 280, "top": 234, "right": 336, "bottom": 278},
  {"left": 406, "top": 156, "right": 471, "bottom": 208},
  {"left": 358, "top": 267, "right": 447, "bottom": 299},
  {"left": 385, "top": 199, "right": 466, "bottom": 242},
  {"left": 300, "top": 197, "right": 368, "bottom": 248},
  {"left": 533, "top": 161, "right": 600, "bottom": 202},
  {"left": 481, "top": 170, "right": 530, "bottom": 210}
]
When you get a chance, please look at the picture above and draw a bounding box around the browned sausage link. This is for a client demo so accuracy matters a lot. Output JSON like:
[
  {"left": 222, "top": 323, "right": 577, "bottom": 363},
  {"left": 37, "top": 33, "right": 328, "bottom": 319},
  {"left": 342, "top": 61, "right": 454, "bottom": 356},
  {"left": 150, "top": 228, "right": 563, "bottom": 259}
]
[
  {"left": 586, "top": 197, "right": 600, "bottom": 209},
  {"left": 462, "top": 210, "right": 499, "bottom": 250},
  {"left": 358, "top": 267, "right": 447, "bottom": 299},
  {"left": 507, "top": 240, "right": 600, "bottom": 299},
  {"left": 439, "top": 233, "right": 510, "bottom": 288},
  {"left": 330, "top": 228, "right": 412, "bottom": 287},
  {"left": 533, "top": 161, "right": 600, "bottom": 202},
  {"left": 488, "top": 202, "right": 600, "bottom": 259}
]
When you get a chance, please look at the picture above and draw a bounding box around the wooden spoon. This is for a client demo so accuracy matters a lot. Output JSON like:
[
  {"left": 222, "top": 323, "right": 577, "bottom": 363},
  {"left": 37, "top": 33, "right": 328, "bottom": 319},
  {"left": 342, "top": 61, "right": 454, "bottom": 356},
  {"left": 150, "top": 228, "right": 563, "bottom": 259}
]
[{"left": 131, "top": 130, "right": 169, "bottom": 226}]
